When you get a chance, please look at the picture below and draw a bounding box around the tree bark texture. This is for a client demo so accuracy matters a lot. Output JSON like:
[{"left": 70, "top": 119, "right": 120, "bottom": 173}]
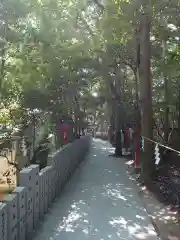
[{"left": 139, "top": 12, "right": 154, "bottom": 182}]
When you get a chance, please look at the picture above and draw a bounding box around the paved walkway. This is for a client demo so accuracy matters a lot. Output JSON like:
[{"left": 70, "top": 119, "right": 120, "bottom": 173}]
[{"left": 34, "top": 139, "right": 159, "bottom": 240}]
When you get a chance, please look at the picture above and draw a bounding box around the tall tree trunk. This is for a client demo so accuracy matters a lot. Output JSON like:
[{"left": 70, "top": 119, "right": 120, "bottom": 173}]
[
  {"left": 139, "top": 11, "right": 154, "bottom": 182},
  {"left": 162, "top": 40, "right": 169, "bottom": 143},
  {"left": 114, "top": 77, "right": 123, "bottom": 156},
  {"left": 164, "top": 77, "right": 169, "bottom": 143},
  {"left": 0, "top": 47, "right": 5, "bottom": 99},
  {"left": 177, "top": 87, "right": 180, "bottom": 132},
  {"left": 115, "top": 102, "right": 123, "bottom": 156},
  {"left": 133, "top": 20, "right": 141, "bottom": 164},
  {"left": 74, "top": 96, "right": 80, "bottom": 135},
  {"left": 109, "top": 80, "right": 123, "bottom": 156}
]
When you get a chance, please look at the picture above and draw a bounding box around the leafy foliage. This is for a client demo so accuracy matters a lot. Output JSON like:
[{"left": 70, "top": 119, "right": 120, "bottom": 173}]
[{"left": 0, "top": 0, "right": 179, "bottom": 137}]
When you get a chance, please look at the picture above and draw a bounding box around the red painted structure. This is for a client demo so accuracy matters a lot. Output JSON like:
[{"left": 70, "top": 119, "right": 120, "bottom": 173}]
[
  {"left": 56, "top": 118, "right": 73, "bottom": 145},
  {"left": 134, "top": 123, "right": 141, "bottom": 171},
  {"left": 135, "top": 137, "right": 140, "bottom": 169}
]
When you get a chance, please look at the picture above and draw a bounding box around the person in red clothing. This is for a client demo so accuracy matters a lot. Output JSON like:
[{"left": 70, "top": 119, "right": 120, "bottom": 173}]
[{"left": 63, "top": 131, "right": 68, "bottom": 144}]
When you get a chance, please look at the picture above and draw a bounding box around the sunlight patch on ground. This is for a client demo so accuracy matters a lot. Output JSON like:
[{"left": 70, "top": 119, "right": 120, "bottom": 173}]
[
  {"left": 101, "top": 147, "right": 115, "bottom": 152},
  {"left": 136, "top": 214, "right": 145, "bottom": 220},
  {"left": 102, "top": 184, "right": 128, "bottom": 201},
  {"left": 56, "top": 201, "right": 88, "bottom": 233},
  {"left": 125, "top": 160, "right": 134, "bottom": 165},
  {"left": 109, "top": 216, "right": 157, "bottom": 240}
]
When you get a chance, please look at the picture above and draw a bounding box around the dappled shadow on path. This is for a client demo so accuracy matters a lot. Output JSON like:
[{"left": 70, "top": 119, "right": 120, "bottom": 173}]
[
  {"left": 125, "top": 159, "right": 180, "bottom": 240},
  {"left": 34, "top": 139, "right": 158, "bottom": 240}
]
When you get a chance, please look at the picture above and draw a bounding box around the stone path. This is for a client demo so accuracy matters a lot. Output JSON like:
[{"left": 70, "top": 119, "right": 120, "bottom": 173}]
[{"left": 33, "top": 139, "right": 159, "bottom": 240}]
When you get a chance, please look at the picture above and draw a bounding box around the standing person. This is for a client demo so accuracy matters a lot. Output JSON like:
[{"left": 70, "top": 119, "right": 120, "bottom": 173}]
[
  {"left": 63, "top": 131, "right": 68, "bottom": 144},
  {"left": 82, "top": 128, "right": 85, "bottom": 136},
  {"left": 120, "top": 128, "right": 124, "bottom": 151},
  {"left": 108, "top": 125, "right": 113, "bottom": 143},
  {"left": 132, "top": 123, "right": 139, "bottom": 160},
  {"left": 129, "top": 124, "right": 134, "bottom": 155},
  {"left": 123, "top": 124, "right": 129, "bottom": 154}
]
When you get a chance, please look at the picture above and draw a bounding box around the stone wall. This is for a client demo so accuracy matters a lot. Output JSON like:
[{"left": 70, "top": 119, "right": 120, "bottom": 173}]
[{"left": 0, "top": 136, "right": 90, "bottom": 240}]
